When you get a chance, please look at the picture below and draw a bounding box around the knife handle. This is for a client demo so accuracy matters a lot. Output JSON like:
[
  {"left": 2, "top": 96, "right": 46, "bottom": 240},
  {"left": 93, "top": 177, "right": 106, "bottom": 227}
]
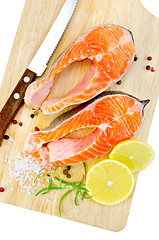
[{"left": 0, "top": 68, "right": 36, "bottom": 146}]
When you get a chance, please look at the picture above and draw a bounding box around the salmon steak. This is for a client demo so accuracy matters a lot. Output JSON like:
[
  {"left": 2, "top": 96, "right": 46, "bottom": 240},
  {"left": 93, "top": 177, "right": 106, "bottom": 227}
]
[
  {"left": 23, "top": 92, "right": 149, "bottom": 167},
  {"left": 24, "top": 25, "right": 135, "bottom": 114}
]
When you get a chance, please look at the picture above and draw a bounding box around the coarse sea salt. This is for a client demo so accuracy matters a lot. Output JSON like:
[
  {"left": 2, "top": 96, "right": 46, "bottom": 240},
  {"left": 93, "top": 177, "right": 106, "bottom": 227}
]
[
  {"left": 9, "top": 153, "right": 43, "bottom": 193},
  {"left": 8, "top": 138, "right": 14, "bottom": 144}
]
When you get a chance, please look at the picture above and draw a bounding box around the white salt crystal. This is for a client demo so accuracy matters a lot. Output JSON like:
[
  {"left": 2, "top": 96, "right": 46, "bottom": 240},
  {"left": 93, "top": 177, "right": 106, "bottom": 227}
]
[
  {"left": 8, "top": 152, "right": 43, "bottom": 193},
  {"left": 8, "top": 138, "right": 14, "bottom": 144}
]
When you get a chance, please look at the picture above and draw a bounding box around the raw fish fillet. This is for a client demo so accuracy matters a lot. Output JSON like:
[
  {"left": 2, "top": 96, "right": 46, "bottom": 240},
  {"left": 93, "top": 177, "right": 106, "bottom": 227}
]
[
  {"left": 23, "top": 92, "right": 149, "bottom": 167},
  {"left": 25, "top": 25, "right": 135, "bottom": 114}
]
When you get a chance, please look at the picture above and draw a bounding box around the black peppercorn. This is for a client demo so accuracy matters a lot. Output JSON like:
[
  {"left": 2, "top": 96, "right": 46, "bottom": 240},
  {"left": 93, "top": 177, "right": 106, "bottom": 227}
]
[
  {"left": 134, "top": 56, "right": 138, "bottom": 61},
  {"left": 146, "top": 65, "right": 151, "bottom": 70},
  {"left": 116, "top": 80, "right": 122, "bottom": 85},
  {"left": 30, "top": 114, "right": 35, "bottom": 118},
  {"left": 66, "top": 174, "right": 71, "bottom": 178},
  {"left": 34, "top": 111, "right": 38, "bottom": 116},
  {"left": 3, "top": 135, "right": 9, "bottom": 140},
  {"left": 67, "top": 166, "right": 71, "bottom": 170},
  {"left": 63, "top": 169, "right": 68, "bottom": 175}
]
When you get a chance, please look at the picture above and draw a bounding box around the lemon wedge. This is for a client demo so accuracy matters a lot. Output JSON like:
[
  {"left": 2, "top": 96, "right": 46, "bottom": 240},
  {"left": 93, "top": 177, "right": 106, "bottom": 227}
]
[
  {"left": 86, "top": 160, "right": 135, "bottom": 205},
  {"left": 109, "top": 140, "right": 154, "bottom": 173}
]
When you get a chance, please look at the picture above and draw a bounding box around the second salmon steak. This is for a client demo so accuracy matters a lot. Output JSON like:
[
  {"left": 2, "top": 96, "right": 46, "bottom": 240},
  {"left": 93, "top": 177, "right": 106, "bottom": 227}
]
[{"left": 23, "top": 92, "right": 149, "bottom": 167}]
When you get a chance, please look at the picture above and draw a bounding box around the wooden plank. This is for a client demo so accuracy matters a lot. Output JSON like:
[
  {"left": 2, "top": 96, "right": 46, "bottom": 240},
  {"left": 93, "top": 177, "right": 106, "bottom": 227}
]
[{"left": 0, "top": 0, "right": 159, "bottom": 231}]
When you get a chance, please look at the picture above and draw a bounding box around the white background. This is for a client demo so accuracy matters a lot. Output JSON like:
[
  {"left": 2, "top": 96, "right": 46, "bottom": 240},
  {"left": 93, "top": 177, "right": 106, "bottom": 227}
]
[{"left": 0, "top": 1, "right": 159, "bottom": 239}]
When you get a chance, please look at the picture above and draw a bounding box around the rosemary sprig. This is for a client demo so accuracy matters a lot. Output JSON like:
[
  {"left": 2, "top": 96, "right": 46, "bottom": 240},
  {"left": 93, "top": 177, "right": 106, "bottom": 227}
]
[
  {"left": 83, "top": 162, "right": 87, "bottom": 184},
  {"left": 59, "top": 190, "right": 73, "bottom": 217},
  {"left": 35, "top": 186, "right": 64, "bottom": 196},
  {"left": 34, "top": 162, "right": 91, "bottom": 216},
  {"left": 34, "top": 172, "right": 47, "bottom": 184},
  {"left": 74, "top": 190, "right": 80, "bottom": 205},
  {"left": 55, "top": 177, "right": 88, "bottom": 191}
]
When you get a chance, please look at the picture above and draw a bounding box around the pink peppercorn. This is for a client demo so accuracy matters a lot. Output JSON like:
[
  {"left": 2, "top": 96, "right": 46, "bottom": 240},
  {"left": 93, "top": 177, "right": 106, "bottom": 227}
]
[
  {"left": 147, "top": 56, "right": 152, "bottom": 61},
  {"left": 35, "top": 126, "right": 40, "bottom": 131},
  {"left": 0, "top": 187, "right": 5, "bottom": 192},
  {"left": 151, "top": 67, "right": 155, "bottom": 72},
  {"left": 12, "top": 119, "right": 17, "bottom": 124},
  {"left": 19, "top": 122, "right": 23, "bottom": 126}
]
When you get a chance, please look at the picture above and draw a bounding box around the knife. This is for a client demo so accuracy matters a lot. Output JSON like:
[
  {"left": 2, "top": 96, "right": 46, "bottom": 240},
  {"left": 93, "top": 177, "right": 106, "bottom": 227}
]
[{"left": 0, "top": 0, "right": 77, "bottom": 146}]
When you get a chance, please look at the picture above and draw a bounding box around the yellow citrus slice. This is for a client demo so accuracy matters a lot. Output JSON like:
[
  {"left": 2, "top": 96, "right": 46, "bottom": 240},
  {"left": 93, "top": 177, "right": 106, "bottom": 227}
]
[
  {"left": 85, "top": 160, "right": 135, "bottom": 205},
  {"left": 109, "top": 139, "right": 154, "bottom": 173}
]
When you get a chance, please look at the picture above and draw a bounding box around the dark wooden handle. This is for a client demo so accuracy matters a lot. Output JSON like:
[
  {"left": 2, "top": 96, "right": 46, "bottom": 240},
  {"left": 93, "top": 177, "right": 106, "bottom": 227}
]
[{"left": 0, "top": 68, "right": 36, "bottom": 146}]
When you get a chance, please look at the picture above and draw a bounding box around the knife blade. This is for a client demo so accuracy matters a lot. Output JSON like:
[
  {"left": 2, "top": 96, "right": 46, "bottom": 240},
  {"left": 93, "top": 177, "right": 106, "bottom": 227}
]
[{"left": 0, "top": 0, "right": 77, "bottom": 146}]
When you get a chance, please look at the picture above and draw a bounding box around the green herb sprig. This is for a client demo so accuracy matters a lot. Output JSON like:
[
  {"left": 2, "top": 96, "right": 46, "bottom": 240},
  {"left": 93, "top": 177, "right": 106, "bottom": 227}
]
[{"left": 34, "top": 163, "right": 92, "bottom": 216}]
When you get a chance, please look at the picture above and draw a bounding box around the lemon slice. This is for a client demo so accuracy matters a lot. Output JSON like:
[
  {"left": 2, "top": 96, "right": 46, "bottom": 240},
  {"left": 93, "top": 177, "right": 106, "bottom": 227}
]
[
  {"left": 109, "top": 140, "right": 154, "bottom": 173},
  {"left": 86, "top": 160, "right": 135, "bottom": 205}
]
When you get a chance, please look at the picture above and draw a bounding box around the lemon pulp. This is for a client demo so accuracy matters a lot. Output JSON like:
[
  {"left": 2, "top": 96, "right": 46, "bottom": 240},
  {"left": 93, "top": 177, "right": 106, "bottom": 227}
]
[
  {"left": 86, "top": 160, "right": 135, "bottom": 205},
  {"left": 109, "top": 139, "right": 154, "bottom": 173}
]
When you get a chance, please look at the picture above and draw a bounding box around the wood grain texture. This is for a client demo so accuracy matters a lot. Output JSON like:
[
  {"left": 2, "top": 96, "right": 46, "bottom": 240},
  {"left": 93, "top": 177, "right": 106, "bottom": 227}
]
[{"left": 0, "top": 0, "right": 159, "bottom": 231}]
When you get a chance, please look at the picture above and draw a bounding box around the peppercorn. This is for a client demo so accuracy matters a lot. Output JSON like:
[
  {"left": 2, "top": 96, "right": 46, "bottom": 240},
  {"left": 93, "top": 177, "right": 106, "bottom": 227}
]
[
  {"left": 47, "top": 174, "right": 50, "bottom": 177},
  {"left": 30, "top": 114, "right": 34, "bottom": 118},
  {"left": 19, "top": 122, "right": 23, "bottom": 126},
  {"left": 147, "top": 56, "right": 152, "bottom": 61},
  {"left": 35, "top": 126, "right": 40, "bottom": 131},
  {"left": 63, "top": 169, "right": 68, "bottom": 175},
  {"left": 3, "top": 135, "right": 9, "bottom": 140},
  {"left": 134, "top": 56, "right": 138, "bottom": 61},
  {"left": 116, "top": 80, "right": 122, "bottom": 85},
  {"left": 0, "top": 187, "right": 5, "bottom": 192},
  {"left": 151, "top": 67, "right": 155, "bottom": 72},
  {"left": 146, "top": 65, "right": 151, "bottom": 70},
  {"left": 34, "top": 111, "right": 39, "bottom": 116},
  {"left": 12, "top": 119, "right": 17, "bottom": 124},
  {"left": 67, "top": 166, "right": 71, "bottom": 170},
  {"left": 66, "top": 174, "right": 71, "bottom": 178}
]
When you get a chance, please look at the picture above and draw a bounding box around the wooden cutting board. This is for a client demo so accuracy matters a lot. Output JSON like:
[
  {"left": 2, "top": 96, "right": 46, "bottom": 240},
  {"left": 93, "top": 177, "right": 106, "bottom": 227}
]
[{"left": 1, "top": 0, "right": 159, "bottom": 231}]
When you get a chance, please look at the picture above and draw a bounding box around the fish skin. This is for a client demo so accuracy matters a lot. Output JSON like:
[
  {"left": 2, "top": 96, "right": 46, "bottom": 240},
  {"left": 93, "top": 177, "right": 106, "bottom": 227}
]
[
  {"left": 23, "top": 92, "right": 149, "bottom": 167},
  {"left": 24, "top": 25, "right": 135, "bottom": 114}
]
